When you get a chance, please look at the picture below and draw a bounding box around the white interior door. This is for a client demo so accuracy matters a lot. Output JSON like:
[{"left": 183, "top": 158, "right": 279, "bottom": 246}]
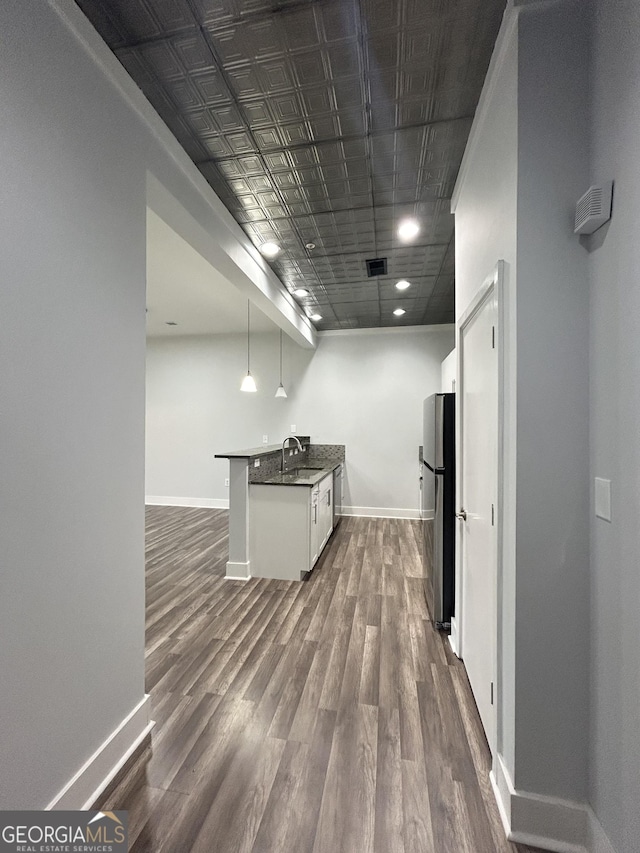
[{"left": 459, "top": 284, "right": 498, "bottom": 754}]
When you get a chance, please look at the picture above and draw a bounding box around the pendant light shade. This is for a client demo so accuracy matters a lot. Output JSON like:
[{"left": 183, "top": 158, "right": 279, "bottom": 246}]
[
  {"left": 275, "top": 329, "right": 287, "bottom": 398},
  {"left": 241, "top": 372, "right": 257, "bottom": 393},
  {"left": 241, "top": 300, "right": 257, "bottom": 393}
]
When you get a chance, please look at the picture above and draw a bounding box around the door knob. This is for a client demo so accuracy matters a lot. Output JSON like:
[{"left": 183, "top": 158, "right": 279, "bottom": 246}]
[{"left": 456, "top": 508, "right": 467, "bottom": 521}]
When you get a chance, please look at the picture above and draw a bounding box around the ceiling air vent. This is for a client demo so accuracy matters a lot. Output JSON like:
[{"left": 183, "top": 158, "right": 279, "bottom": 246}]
[
  {"left": 574, "top": 182, "right": 613, "bottom": 235},
  {"left": 366, "top": 257, "right": 388, "bottom": 277}
]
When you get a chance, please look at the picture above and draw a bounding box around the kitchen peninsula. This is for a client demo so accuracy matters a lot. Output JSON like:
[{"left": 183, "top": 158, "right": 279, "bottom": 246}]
[{"left": 216, "top": 438, "right": 345, "bottom": 581}]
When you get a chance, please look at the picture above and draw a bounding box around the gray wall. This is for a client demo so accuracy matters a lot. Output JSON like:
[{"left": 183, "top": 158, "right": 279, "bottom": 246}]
[
  {"left": 454, "top": 0, "right": 591, "bottom": 813},
  {"left": 146, "top": 327, "right": 454, "bottom": 513},
  {"left": 589, "top": 1, "right": 640, "bottom": 850},
  {"left": 0, "top": 0, "right": 306, "bottom": 809},
  {"left": 514, "top": 0, "right": 590, "bottom": 801},
  {"left": 0, "top": 1, "right": 146, "bottom": 807}
]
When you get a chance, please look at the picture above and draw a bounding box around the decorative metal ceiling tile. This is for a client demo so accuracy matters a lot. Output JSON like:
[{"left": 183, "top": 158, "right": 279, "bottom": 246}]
[
  {"left": 76, "top": 0, "right": 506, "bottom": 330},
  {"left": 325, "top": 42, "right": 361, "bottom": 79}
]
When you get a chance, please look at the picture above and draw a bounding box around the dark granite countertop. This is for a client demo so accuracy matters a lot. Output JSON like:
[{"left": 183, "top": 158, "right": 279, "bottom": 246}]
[
  {"left": 216, "top": 443, "right": 293, "bottom": 460},
  {"left": 215, "top": 436, "right": 311, "bottom": 460},
  {"left": 251, "top": 461, "right": 342, "bottom": 488}
]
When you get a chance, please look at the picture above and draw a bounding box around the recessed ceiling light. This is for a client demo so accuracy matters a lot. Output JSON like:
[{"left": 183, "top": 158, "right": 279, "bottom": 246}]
[
  {"left": 393, "top": 308, "right": 406, "bottom": 316},
  {"left": 397, "top": 219, "right": 420, "bottom": 242},
  {"left": 395, "top": 279, "right": 411, "bottom": 291},
  {"left": 294, "top": 288, "right": 310, "bottom": 297},
  {"left": 260, "top": 242, "right": 281, "bottom": 257},
  {"left": 305, "top": 242, "right": 316, "bottom": 250},
  {"left": 310, "top": 313, "right": 322, "bottom": 322}
]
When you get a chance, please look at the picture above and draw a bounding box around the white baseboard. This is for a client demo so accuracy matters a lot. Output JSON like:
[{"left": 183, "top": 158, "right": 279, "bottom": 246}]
[
  {"left": 448, "top": 616, "right": 460, "bottom": 657},
  {"left": 588, "top": 808, "right": 617, "bottom": 853},
  {"left": 145, "top": 495, "right": 229, "bottom": 509},
  {"left": 47, "top": 694, "right": 153, "bottom": 810},
  {"left": 341, "top": 505, "right": 422, "bottom": 520},
  {"left": 146, "top": 500, "right": 424, "bottom": 521},
  {"left": 490, "top": 752, "right": 589, "bottom": 853},
  {"left": 225, "top": 560, "right": 251, "bottom": 580},
  {"left": 491, "top": 754, "right": 513, "bottom": 836}
]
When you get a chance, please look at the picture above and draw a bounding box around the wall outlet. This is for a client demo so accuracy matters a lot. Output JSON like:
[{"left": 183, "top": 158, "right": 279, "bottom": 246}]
[
  {"left": 290, "top": 424, "right": 296, "bottom": 432},
  {"left": 224, "top": 478, "right": 229, "bottom": 487},
  {"left": 263, "top": 434, "right": 268, "bottom": 444},
  {"left": 254, "top": 459, "right": 260, "bottom": 468}
]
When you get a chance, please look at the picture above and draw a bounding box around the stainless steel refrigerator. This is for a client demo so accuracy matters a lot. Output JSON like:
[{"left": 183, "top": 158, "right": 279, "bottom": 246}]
[{"left": 422, "top": 393, "right": 455, "bottom": 629}]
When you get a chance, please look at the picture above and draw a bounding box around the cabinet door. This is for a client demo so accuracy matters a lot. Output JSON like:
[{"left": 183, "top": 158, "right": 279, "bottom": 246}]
[
  {"left": 309, "top": 491, "right": 320, "bottom": 566},
  {"left": 318, "top": 493, "right": 327, "bottom": 551},
  {"left": 318, "top": 479, "right": 333, "bottom": 549},
  {"left": 324, "top": 483, "right": 333, "bottom": 542}
]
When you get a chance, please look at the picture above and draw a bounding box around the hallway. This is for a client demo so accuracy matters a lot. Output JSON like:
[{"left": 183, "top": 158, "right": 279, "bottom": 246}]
[{"left": 98, "top": 508, "right": 541, "bottom": 853}]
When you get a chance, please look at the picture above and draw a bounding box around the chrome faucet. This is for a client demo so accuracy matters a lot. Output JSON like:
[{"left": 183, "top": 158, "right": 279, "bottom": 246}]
[{"left": 281, "top": 435, "right": 303, "bottom": 472}]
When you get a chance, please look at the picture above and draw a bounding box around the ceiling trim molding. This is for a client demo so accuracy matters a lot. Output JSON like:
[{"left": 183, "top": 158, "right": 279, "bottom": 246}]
[
  {"left": 47, "top": 0, "right": 316, "bottom": 349},
  {"left": 317, "top": 324, "right": 455, "bottom": 338}
]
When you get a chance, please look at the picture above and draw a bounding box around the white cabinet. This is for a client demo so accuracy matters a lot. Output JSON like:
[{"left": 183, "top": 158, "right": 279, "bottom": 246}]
[{"left": 250, "top": 475, "right": 333, "bottom": 581}]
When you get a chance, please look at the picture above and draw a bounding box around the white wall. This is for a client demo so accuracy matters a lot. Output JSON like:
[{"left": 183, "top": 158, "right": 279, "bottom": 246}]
[
  {"left": 589, "top": 2, "right": 640, "bottom": 851},
  {"left": 146, "top": 326, "right": 454, "bottom": 515},
  {"left": 288, "top": 328, "right": 454, "bottom": 514},
  {"left": 145, "top": 333, "right": 294, "bottom": 506},
  {"left": 452, "top": 8, "right": 519, "bottom": 780},
  {"left": 441, "top": 349, "right": 456, "bottom": 392}
]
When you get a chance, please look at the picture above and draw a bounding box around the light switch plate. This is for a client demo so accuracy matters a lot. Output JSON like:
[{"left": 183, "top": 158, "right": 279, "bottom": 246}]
[
  {"left": 290, "top": 424, "right": 296, "bottom": 432},
  {"left": 594, "top": 477, "right": 611, "bottom": 521},
  {"left": 262, "top": 435, "right": 268, "bottom": 444}
]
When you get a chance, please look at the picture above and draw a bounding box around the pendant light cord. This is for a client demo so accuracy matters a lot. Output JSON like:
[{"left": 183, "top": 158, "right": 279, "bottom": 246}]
[
  {"left": 247, "top": 300, "right": 250, "bottom": 373},
  {"left": 279, "top": 329, "right": 283, "bottom": 383}
]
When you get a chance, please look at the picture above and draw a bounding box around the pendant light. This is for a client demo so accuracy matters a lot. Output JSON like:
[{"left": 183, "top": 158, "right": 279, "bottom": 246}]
[
  {"left": 240, "top": 300, "right": 257, "bottom": 393},
  {"left": 275, "top": 329, "right": 287, "bottom": 398}
]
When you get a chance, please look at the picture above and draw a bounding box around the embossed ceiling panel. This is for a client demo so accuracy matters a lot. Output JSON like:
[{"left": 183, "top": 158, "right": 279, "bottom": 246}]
[{"left": 76, "top": 0, "right": 505, "bottom": 329}]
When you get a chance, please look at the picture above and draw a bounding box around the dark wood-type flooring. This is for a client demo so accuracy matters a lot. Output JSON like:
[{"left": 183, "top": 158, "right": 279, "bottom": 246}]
[{"left": 98, "top": 506, "right": 545, "bottom": 853}]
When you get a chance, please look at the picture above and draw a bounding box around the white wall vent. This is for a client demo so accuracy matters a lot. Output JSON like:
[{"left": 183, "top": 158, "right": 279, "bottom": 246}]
[{"left": 574, "top": 181, "right": 613, "bottom": 235}]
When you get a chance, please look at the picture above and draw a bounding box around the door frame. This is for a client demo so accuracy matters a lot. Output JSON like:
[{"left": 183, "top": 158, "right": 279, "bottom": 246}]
[{"left": 454, "top": 260, "right": 505, "bottom": 754}]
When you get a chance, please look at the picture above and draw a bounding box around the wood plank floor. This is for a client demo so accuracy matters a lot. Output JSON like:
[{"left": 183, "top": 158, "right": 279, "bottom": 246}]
[{"left": 98, "top": 507, "right": 545, "bottom": 853}]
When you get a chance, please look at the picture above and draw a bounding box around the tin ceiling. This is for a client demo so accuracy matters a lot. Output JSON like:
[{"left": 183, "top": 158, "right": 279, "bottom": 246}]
[{"left": 76, "top": 0, "right": 505, "bottom": 330}]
